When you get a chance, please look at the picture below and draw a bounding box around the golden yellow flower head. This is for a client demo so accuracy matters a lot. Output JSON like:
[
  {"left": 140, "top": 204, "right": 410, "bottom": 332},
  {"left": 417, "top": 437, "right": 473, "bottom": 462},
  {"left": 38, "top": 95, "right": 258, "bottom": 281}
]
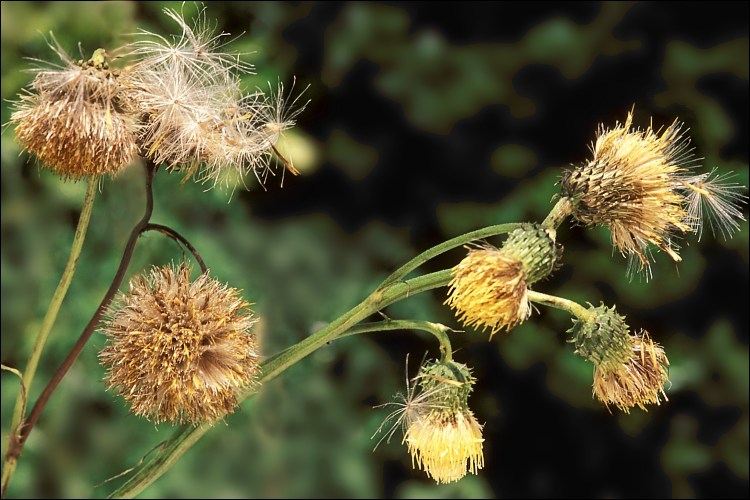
[
  {"left": 568, "top": 303, "right": 670, "bottom": 413},
  {"left": 446, "top": 224, "right": 561, "bottom": 337},
  {"left": 11, "top": 45, "right": 137, "bottom": 179},
  {"left": 561, "top": 110, "right": 747, "bottom": 278},
  {"left": 403, "top": 359, "right": 484, "bottom": 484},
  {"left": 99, "top": 264, "right": 260, "bottom": 425}
]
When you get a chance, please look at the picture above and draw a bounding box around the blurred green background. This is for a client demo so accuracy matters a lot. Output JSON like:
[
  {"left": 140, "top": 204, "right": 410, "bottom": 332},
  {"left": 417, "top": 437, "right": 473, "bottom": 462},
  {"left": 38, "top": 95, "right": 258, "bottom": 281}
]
[{"left": 1, "top": 2, "right": 747, "bottom": 498}]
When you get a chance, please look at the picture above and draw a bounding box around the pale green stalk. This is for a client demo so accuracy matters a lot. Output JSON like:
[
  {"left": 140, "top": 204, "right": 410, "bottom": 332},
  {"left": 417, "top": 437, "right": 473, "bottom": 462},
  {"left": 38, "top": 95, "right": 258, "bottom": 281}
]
[
  {"left": 380, "top": 223, "right": 520, "bottom": 287},
  {"left": 541, "top": 197, "right": 574, "bottom": 235},
  {"left": 341, "top": 320, "right": 455, "bottom": 362},
  {"left": 527, "top": 290, "right": 592, "bottom": 322}
]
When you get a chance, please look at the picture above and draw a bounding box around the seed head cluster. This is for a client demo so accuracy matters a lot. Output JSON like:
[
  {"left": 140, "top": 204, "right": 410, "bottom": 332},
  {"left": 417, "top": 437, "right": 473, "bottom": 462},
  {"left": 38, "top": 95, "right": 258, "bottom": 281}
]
[
  {"left": 99, "top": 264, "right": 260, "bottom": 425},
  {"left": 11, "top": 6, "right": 304, "bottom": 189}
]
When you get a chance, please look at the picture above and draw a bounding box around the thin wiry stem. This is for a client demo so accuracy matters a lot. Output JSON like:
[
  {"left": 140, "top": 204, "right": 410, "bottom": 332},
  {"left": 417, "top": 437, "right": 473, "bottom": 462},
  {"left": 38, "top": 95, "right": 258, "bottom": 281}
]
[
  {"left": 379, "top": 223, "right": 520, "bottom": 288},
  {"left": 1, "top": 175, "right": 98, "bottom": 497},
  {"left": 141, "top": 223, "right": 208, "bottom": 274},
  {"left": 4, "top": 161, "right": 157, "bottom": 483},
  {"left": 340, "top": 320, "right": 455, "bottom": 362}
]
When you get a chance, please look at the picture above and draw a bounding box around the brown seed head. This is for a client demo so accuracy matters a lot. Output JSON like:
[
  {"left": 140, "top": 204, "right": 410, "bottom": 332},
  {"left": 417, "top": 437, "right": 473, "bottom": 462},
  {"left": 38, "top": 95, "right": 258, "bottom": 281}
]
[
  {"left": 592, "top": 331, "right": 670, "bottom": 413},
  {"left": 99, "top": 264, "right": 260, "bottom": 425},
  {"left": 561, "top": 111, "right": 694, "bottom": 276},
  {"left": 11, "top": 47, "right": 137, "bottom": 179},
  {"left": 569, "top": 303, "right": 670, "bottom": 413}
]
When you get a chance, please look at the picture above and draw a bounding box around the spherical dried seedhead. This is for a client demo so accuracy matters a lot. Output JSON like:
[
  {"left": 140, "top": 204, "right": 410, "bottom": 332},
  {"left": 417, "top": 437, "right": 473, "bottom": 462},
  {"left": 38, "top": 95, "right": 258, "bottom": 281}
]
[
  {"left": 99, "top": 264, "right": 260, "bottom": 425},
  {"left": 11, "top": 49, "right": 137, "bottom": 179},
  {"left": 561, "top": 111, "right": 693, "bottom": 275},
  {"left": 569, "top": 303, "right": 670, "bottom": 413},
  {"left": 446, "top": 225, "right": 559, "bottom": 337},
  {"left": 404, "top": 360, "right": 484, "bottom": 484}
]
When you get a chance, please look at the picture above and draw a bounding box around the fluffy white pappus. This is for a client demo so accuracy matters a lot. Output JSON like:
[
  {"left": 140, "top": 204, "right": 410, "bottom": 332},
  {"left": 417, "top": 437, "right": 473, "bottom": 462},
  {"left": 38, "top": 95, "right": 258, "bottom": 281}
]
[
  {"left": 681, "top": 168, "right": 748, "bottom": 241},
  {"left": 117, "top": 6, "right": 306, "bottom": 192}
]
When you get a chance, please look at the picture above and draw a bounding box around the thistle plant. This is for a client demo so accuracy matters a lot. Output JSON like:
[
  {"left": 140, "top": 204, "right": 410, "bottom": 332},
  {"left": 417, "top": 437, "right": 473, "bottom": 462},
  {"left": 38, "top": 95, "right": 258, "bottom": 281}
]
[{"left": 1, "top": 5, "right": 747, "bottom": 498}]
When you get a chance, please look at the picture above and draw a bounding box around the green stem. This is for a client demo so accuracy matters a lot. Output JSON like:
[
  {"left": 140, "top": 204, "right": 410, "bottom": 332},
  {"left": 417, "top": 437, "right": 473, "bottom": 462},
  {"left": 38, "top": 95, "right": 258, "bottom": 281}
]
[
  {"left": 379, "top": 223, "right": 520, "bottom": 288},
  {"left": 341, "top": 320, "right": 454, "bottom": 362},
  {"left": 141, "top": 223, "right": 208, "bottom": 274},
  {"left": 527, "top": 290, "right": 592, "bottom": 322},
  {"left": 540, "top": 196, "right": 574, "bottom": 236},
  {"left": 108, "top": 269, "right": 454, "bottom": 498},
  {"left": 2, "top": 176, "right": 98, "bottom": 497}
]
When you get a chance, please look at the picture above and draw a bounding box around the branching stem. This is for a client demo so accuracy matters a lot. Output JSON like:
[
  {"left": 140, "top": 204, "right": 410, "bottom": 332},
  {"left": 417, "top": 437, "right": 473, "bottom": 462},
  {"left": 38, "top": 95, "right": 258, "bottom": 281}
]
[
  {"left": 3, "top": 161, "right": 157, "bottom": 490},
  {"left": 141, "top": 223, "right": 208, "bottom": 274},
  {"left": 1, "top": 176, "right": 98, "bottom": 497}
]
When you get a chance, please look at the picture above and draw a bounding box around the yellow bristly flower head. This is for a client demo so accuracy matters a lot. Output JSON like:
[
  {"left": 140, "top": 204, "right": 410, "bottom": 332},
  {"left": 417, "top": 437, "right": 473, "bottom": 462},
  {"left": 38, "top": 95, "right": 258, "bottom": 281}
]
[
  {"left": 402, "top": 359, "right": 484, "bottom": 484},
  {"left": 446, "top": 224, "right": 561, "bottom": 337}
]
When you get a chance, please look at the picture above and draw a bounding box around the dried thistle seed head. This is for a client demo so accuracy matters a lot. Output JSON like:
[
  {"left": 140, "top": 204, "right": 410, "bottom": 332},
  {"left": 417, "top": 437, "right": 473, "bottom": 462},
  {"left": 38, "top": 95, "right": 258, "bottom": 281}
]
[
  {"left": 402, "top": 360, "right": 484, "bottom": 484},
  {"left": 120, "top": 7, "right": 305, "bottom": 190},
  {"left": 592, "top": 332, "right": 670, "bottom": 413},
  {"left": 445, "top": 225, "right": 560, "bottom": 337},
  {"left": 568, "top": 303, "right": 670, "bottom": 413},
  {"left": 561, "top": 111, "right": 696, "bottom": 276},
  {"left": 99, "top": 264, "right": 260, "bottom": 425},
  {"left": 11, "top": 44, "right": 137, "bottom": 179}
]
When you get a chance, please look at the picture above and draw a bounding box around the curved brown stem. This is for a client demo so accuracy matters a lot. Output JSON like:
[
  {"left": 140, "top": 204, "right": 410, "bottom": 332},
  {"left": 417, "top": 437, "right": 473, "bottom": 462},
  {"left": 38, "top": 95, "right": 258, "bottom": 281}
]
[
  {"left": 8, "top": 160, "right": 158, "bottom": 464},
  {"left": 141, "top": 223, "right": 208, "bottom": 274}
]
